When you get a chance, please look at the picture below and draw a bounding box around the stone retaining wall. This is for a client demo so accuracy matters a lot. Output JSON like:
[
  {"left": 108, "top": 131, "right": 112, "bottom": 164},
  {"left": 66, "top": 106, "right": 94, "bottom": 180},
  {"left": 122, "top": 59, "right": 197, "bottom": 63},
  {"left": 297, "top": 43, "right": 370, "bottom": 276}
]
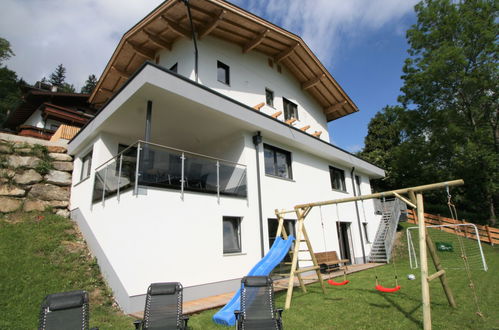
[{"left": 0, "top": 134, "right": 73, "bottom": 217}]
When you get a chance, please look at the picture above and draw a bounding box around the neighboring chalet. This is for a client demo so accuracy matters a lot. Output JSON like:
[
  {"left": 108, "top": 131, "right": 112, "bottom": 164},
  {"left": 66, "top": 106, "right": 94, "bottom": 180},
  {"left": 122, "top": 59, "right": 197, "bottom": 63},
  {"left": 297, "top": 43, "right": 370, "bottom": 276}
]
[
  {"left": 67, "top": 0, "right": 385, "bottom": 313},
  {"left": 3, "top": 84, "right": 95, "bottom": 141}
]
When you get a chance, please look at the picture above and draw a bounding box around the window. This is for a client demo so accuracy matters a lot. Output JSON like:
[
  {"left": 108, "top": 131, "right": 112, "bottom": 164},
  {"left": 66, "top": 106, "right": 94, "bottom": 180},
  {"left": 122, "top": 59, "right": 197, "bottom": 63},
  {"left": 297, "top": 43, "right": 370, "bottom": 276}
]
[
  {"left": 264, "top": 144, "right": 292, "bottom": 179},
  {"left": 217, "top": 61, "right": 230, "bottom": 85},
  {"left": 283, "top": 98, "right": 298, "bottom": 120},
  {"left": 265, "top": 88, "right": 274, "bottom": 107},
  {"left": 268, "top": 218, "right": 295, "bottom": 248},
  {"left": 363, "top": 223, "right": 371, "bottom": 243},
  {"left": 223, "top": 217, "right": 241, "bottom": 253},
  {"left": 50, "top": 124, "right": 60, "bottom": 131},
  {"left": 169, "top": 63, "right": 178, "bottom": 73},
  {"left": 329, "top": 166, "right": 346, "bottom": 192},
  {"left": 80, "top": 149, "right": 92, "bottom": 181}
]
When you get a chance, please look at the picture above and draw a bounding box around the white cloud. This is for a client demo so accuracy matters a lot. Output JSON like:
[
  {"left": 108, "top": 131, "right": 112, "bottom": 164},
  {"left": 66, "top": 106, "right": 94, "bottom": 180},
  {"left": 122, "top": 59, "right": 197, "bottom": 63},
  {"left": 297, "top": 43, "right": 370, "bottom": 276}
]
[
  {"left": 0, "top": 0, "right": 417, "bottom": 90},
  {"left": 0, "top": 0, "right": 163, "bottom": 90},
  {"left": 232, "top": 0, "right": 418, "bottom": 66}
]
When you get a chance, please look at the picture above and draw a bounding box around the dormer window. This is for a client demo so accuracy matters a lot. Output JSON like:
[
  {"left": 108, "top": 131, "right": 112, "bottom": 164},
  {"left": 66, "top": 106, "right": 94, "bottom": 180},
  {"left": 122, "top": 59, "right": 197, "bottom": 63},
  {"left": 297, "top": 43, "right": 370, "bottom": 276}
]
[
  {"left": 283, "top": 98, "right": 298, "bottom": 120},
  {"left": 265, "top": 88, "right": 274, "bottom": 107},
  {"left": 217, "top": 61, "right": 230, "bottom": 85}
]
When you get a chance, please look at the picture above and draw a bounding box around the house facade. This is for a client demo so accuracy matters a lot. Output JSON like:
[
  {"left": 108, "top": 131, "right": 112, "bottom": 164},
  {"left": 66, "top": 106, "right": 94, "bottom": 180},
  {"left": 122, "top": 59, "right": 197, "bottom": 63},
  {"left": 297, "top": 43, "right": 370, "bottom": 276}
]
[
  {"left": 3, "top": 84, "right": 94, "bottom": 141},
  {"left": 67, "top": 0, "right": 384, "bottom": 313}
]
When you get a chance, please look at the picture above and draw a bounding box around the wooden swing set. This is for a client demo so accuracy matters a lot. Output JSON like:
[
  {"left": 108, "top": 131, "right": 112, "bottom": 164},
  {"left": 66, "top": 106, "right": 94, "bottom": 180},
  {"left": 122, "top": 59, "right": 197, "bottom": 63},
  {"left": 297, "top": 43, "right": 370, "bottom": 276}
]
[{"left": 274, "top": 179, "right": 464, "bottom": 330}]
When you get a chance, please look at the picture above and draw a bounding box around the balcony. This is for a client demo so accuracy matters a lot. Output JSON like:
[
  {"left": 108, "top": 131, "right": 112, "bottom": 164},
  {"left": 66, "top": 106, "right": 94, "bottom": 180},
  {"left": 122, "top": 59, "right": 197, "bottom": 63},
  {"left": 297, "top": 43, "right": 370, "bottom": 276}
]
[{"left": 92, "top": 140, "right": 247, "bottom": 204}]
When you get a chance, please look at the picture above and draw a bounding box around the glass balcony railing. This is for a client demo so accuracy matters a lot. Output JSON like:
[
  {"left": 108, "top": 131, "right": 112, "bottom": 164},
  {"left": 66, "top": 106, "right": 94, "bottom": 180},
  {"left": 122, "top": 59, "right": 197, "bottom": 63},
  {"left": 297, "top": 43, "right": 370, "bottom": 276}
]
[{"left": 92, "top": 141, "right": 247, "bottom": 204}]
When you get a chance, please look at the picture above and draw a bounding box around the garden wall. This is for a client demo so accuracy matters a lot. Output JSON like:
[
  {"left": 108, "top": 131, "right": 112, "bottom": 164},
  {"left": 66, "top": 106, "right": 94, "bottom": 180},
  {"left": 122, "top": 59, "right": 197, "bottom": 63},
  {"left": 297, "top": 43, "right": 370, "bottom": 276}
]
[{"left": 0, "top": 133, "right": 73, "bottom": 217}]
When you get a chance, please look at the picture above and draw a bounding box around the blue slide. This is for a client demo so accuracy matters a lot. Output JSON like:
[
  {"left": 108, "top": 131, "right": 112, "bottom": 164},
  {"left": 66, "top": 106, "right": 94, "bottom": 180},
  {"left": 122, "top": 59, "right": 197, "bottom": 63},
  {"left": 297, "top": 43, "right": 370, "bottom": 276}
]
[{"left": 212, "top": 235, "right": 295, "bottom": 326}]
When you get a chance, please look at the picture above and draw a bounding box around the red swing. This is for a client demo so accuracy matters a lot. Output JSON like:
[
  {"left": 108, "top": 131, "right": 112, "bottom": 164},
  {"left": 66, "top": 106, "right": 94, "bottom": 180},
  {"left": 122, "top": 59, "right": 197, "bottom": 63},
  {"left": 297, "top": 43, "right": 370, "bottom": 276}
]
[{"left": 328, "top": 279, "right": 350, "bottom": 286}]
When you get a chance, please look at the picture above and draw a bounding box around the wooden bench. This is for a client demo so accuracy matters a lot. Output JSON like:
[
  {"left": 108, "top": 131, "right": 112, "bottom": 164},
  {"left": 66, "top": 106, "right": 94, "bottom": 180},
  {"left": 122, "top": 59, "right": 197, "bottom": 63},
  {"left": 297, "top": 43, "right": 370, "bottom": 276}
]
[{"left": 315, "top": 251, "right": 349, "bottom": 273}]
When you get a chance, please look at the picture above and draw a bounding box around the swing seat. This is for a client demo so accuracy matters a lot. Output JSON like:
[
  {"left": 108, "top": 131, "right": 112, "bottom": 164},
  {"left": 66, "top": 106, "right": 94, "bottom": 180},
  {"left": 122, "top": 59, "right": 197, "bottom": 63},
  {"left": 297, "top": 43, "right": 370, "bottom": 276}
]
[
  {"left": 328, "top": 279, "right": 349, "bottom": 286},
  {"left": 375, "top": 284, "right": 401, "bottom": 293}
]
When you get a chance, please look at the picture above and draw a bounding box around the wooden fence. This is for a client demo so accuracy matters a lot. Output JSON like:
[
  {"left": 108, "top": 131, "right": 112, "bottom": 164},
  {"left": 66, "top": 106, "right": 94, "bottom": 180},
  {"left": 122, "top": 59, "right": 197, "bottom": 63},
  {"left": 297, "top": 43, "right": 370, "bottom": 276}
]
[{"left": 406, "top": 210, "right": 499, "bottom": 245}]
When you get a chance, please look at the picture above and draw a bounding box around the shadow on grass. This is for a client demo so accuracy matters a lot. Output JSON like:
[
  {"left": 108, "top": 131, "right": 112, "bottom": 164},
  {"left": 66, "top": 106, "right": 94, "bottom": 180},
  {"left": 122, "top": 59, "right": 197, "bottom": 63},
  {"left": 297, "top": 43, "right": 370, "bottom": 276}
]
[{"left": 376, "top": 291, "right": 423, "bottom": 328}]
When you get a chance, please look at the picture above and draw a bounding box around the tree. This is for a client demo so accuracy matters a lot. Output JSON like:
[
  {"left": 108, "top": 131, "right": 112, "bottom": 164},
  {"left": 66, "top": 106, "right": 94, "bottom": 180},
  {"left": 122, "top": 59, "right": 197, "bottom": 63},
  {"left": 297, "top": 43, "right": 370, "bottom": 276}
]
[
  {"left": 0, "top": 37, "right": 14, "bottom": 65},
  {"left": 361, "top": 0, "right": 498, "bottom": 225},
  {"left": 49, "top": 64, "right": 67, "bottom": 87},
  {"left": 0, "top": 37, "right": 21, "bottom": 125},
  {"left": 358, "top": 106, "right": 403, "bottom": 191},
  {"left": 81, "top": 74, "right": 97, "bottom": 94}
]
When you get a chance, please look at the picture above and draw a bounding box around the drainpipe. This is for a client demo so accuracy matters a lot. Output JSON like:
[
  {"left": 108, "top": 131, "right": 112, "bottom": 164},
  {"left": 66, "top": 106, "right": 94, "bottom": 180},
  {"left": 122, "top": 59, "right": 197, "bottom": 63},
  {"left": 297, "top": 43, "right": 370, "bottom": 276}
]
[
  {"left": 351, "top": 167, "right": 366, "bottom": 264},
  {"left": 253, "top": 131, "right": 265, "bottom": 258},
  {"left": 181, "top": 0, "right": 199, "bottom": 82}
]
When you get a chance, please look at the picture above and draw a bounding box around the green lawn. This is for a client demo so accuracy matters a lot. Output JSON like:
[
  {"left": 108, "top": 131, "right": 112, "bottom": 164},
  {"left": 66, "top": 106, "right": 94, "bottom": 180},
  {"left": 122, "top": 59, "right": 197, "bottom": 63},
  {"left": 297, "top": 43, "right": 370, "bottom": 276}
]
[{"left": 1, "top": 214, "right": 498, "bottom": 329}]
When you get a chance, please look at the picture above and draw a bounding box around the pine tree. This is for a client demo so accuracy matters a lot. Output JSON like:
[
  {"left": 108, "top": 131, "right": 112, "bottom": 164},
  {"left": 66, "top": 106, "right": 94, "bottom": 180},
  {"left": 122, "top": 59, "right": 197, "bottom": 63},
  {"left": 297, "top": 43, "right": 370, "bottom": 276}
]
[
  {"left": 49, "top": 64, "right": 67, "bottom": 87},
  {"left": 81, "top": 74, "right": 97, "bottom": 94}
]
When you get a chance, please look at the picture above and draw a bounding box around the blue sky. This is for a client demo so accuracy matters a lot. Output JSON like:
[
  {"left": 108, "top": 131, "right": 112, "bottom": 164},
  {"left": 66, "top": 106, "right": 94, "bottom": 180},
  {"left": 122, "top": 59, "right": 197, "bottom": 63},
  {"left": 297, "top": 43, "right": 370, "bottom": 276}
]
[
  {"left": 231, "top": 0, "right": 419, "bottom": 152},
  {"left": 0, "top": 0, "right": 418, "bottom": 152}
]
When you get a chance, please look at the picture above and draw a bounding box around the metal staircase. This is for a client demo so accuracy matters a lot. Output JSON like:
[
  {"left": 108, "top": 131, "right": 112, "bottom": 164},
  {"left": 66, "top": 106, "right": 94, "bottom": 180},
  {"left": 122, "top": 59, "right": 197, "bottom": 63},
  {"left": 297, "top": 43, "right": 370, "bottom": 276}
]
[{"left": 369, "top": 199, "right": 405, "bottom": 263}]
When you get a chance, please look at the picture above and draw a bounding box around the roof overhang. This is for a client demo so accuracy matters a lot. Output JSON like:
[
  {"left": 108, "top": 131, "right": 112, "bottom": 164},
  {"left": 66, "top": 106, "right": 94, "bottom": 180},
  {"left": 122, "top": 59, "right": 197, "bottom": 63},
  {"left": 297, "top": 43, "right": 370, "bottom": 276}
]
[
  {"left": 89, "top": 0, "right": 358, "bottom": 122},
  {"left": 72, "top": 62, "right": 383, "bottom": 178}
]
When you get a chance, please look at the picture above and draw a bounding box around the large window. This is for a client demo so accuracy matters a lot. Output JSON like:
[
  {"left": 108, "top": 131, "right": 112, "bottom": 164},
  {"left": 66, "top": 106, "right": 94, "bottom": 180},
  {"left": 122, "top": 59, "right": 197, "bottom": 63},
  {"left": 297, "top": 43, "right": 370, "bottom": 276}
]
[
  {"left": 80, "top": 149, "right": 93, "bottom": 181},
  {"left": 217, "top": 61, "right": 230, "bottom": 85},
  {"left": 329, "top": 166, "right": 346, "bottom": 192},
  {"left": 265, "top": 88, "right": 274, "bottom": 107},
  {"left": 223, "top": 216, "right": 241, "bottom": 254},
  {"left": 264, "top": 144, "right": 292, "bottom": 179},
  {"left": 283, "top": 98, "right": 298, "bottom": 120}
]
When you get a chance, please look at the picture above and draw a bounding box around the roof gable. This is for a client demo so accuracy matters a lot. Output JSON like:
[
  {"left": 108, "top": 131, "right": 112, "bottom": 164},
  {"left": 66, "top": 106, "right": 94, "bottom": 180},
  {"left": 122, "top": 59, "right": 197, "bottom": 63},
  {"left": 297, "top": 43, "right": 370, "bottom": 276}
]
[{"left": 90, "top": 0, "right": 358, "bottom": 122}]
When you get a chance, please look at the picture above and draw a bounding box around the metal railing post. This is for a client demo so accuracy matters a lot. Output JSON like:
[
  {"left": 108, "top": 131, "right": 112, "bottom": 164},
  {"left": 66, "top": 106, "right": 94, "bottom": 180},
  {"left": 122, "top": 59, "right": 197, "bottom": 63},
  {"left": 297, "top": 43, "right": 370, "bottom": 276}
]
[
  {"left": 216, "top": 161, "right": 220, "bottom": 204},
  {"left": 181, "top": 153, "right": 185, "bottom": 200},
  {"left": 117, "top": 154, "right": 123, "bottom": 202},
  {"left": 134, "top": 142, "right": 141, "bottom": 196},
  {"left": 102, "top": 166, "right": 108, "bottom": 206}
]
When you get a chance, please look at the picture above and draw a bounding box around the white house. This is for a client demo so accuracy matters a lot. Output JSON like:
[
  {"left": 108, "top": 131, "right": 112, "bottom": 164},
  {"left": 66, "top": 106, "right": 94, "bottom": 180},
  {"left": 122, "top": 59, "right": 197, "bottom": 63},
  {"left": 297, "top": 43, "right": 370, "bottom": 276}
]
[{"left": 68, "top": 0, "right": 385, "bottom": 313}]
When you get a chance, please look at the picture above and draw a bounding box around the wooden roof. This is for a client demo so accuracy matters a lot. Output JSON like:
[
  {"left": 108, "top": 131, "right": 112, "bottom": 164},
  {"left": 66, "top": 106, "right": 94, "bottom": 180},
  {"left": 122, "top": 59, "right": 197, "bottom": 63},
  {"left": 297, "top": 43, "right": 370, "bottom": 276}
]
[{"left": 89, "top": 0, "right": 359, "bottom": 121}]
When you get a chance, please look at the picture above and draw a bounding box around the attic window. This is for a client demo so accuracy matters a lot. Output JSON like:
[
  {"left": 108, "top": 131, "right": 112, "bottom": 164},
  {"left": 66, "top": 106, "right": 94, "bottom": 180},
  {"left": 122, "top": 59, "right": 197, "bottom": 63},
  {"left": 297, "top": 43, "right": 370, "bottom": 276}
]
[
  {"left": 265, "top": 88, "right": 274, "bottom": 107},
  {"left": 169, "top": 63, "right": 178, "bottom": 73},
  {"left": 217, "top": 61, "right": 230, "bottom": 85},
  {"left": 268, "top": 58, "right": 274, "bottom": 68},
  {"left": 283, "top": 98, "right": 298, "bottom": 120}
]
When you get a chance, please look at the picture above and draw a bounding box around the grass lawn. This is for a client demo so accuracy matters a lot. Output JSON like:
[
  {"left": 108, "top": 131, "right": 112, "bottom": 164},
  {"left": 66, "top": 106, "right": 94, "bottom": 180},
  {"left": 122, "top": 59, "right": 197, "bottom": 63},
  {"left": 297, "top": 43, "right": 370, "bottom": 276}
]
[
  {"left": 1, "top": 213, "right": 498, "bottom": 329},
  {"left": 0, "top": 212, "right": 132, "bottom": 329}
]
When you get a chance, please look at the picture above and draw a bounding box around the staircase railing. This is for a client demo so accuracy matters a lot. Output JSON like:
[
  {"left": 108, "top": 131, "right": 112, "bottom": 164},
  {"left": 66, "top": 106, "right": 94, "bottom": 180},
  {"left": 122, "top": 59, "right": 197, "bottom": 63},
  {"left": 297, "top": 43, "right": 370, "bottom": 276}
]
[
  {"left": 370, "top": 199, "right": 405, "bottom": 263},
  {"left": 384, "top": 199, "right": 404, "bottom": 262}
]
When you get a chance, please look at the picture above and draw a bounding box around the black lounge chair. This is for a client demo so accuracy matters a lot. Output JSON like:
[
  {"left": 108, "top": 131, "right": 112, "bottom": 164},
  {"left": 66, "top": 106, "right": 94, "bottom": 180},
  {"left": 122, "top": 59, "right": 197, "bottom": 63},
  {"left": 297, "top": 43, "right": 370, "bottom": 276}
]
[
  {"left": 134, "top": 282, "right": 189, "bottom": 330},
  {"left": 38, "top": 290, "right": 97, "bottom": 330},
  {"left": 234, "top": 276, "right": 283, "bottom": 330}
]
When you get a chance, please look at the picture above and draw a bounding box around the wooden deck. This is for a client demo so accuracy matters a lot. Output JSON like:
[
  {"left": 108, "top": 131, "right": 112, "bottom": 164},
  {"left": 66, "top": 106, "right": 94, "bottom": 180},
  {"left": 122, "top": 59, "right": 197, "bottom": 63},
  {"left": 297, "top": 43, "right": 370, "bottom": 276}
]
[{"left": 129, "top": 262, "right": 383, "bottom": 318}]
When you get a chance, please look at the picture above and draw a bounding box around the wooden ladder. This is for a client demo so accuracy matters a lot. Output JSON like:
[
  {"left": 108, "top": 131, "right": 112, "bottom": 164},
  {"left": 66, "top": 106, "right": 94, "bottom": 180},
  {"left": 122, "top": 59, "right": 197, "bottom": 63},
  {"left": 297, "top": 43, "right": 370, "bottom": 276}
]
[{"left": 275, "top": 207, "right": 326, "bottom": 309}]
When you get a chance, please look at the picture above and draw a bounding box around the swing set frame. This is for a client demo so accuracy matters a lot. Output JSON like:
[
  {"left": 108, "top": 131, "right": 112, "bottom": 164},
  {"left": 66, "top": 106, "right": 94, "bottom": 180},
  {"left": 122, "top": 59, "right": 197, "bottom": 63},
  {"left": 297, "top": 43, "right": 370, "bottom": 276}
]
[{"left": 274, "top": 179, "right": 464, "bottom": 330}]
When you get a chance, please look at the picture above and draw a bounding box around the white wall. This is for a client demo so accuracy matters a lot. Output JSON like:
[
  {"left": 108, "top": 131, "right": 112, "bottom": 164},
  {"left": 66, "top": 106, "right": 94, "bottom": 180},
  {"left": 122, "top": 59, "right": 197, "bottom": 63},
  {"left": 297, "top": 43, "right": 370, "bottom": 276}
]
[
  {"left": 24, "top": 109, "right": 45, "bottom": 128},
  {"left": 258, "top": 136, "right": 380, "bottom": 264},
  {"left": 157, "top": 36, "right": 330, "bottom": 142}
]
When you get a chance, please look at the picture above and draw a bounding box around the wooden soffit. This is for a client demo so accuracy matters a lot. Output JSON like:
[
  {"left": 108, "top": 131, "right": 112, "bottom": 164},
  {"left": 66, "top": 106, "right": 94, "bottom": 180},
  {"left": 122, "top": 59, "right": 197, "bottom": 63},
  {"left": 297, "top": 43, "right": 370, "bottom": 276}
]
[{"left": 89, "top": 0, "right": 358, "bottom": 122}]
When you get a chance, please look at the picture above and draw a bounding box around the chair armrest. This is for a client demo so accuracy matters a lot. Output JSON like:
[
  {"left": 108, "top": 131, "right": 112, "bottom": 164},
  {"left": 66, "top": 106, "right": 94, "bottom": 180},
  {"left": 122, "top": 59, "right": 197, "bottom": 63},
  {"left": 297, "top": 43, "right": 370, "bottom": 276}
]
[{"left": 133, "top": 319, "right": 143, "bottom": 330}]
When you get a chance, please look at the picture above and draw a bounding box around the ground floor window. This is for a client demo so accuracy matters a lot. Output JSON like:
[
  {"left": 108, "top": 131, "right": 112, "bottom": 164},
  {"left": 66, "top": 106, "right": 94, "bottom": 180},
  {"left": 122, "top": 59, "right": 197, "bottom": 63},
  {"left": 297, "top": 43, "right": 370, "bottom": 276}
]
[
  {"left": 223, "top": 216, "right": 242, "bottom": 254},
  {"left": 267, "top": 218, "right": 296, "bottom": 248}
]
